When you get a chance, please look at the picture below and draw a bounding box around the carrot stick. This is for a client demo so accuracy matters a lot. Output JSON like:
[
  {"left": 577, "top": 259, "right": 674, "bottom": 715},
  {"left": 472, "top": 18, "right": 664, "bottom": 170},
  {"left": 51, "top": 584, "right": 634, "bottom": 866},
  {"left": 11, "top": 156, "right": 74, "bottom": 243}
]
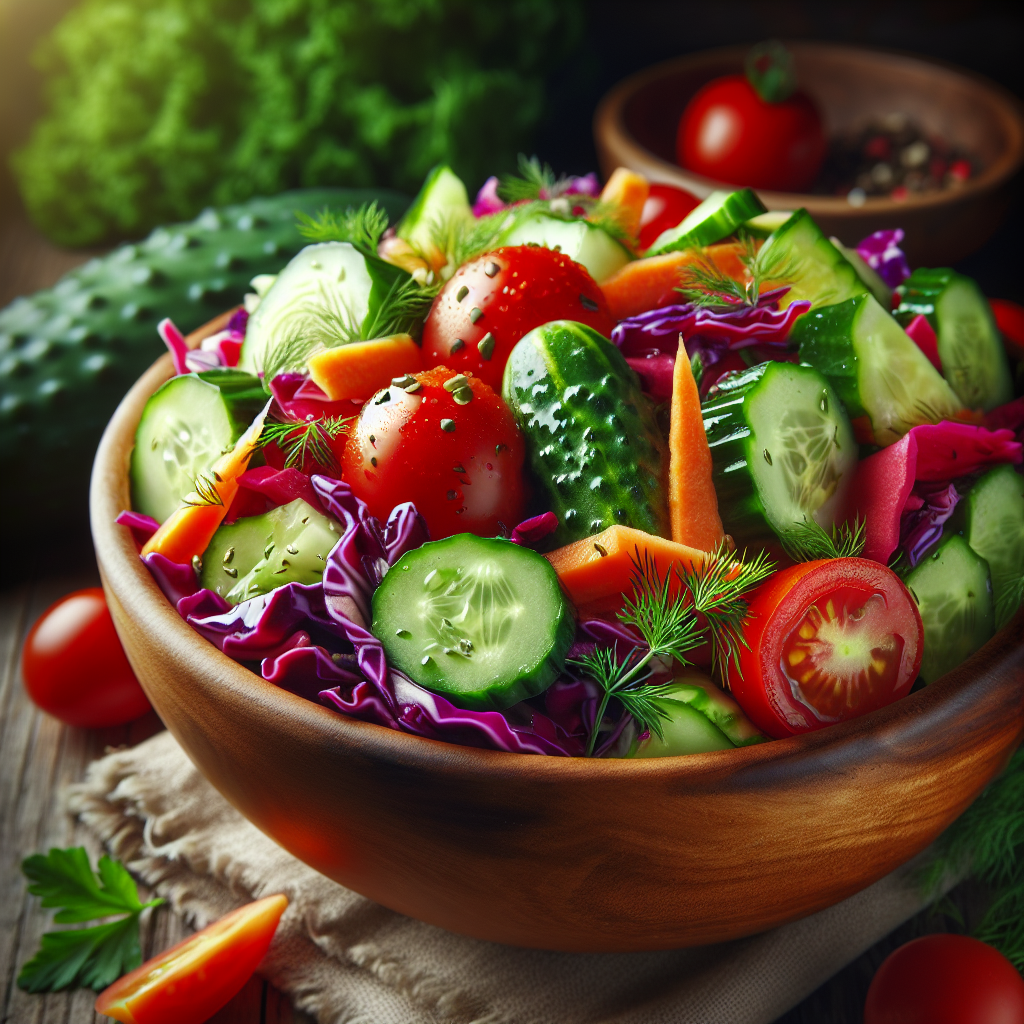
[
  {"left": 668, "top": 337, "right": 724, "bottom": 551},
  {"left": 141, "top": 400, "right": 271, "bottom": 563}
]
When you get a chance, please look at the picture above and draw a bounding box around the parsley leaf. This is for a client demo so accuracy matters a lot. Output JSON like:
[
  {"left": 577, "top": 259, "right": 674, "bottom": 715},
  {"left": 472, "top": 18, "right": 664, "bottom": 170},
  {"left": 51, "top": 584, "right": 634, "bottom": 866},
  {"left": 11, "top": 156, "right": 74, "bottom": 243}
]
[{"left": 18, "top": 847, "right": 164, "bottom": 993}]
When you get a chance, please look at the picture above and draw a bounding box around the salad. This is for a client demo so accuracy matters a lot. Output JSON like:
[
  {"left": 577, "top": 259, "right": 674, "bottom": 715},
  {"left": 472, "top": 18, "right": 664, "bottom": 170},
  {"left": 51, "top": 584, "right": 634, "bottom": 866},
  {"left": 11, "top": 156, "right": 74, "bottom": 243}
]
[{"left": 117, "top": 158, "right": 1024, "bottom": 759}]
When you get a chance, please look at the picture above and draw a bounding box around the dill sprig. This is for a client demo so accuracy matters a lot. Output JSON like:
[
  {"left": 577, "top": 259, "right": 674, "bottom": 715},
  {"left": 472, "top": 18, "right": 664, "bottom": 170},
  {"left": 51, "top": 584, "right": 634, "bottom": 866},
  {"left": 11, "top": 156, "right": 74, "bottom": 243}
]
[
  {"left": 424, "top": 210, "right": 509, "bottom": 280},
  {"left": 183, "top": 473, "right": 224, "bottom": 507},
  {"left": 781, "top": 516, "right": 867, "bottom": 562},
  {"left": 296, "top": 202, "right": 390, "bottom": 260},
  {"left": 676, "top": 542, "right": 777, "bottom": 678},
  {"left": 918, "top": 747, "right": 1024, "bottom": 969},
  {"left": 497, "top": 155, "right": 566, "bottom": 203},
  {"left": 571, "top": 545, "right": 773, "bottom": 754},
  {"left": 676, "top": 235, "right": 795, "bottom": 308},
  {"left": 256, "top": 416, "right": 351, "bottom": 473}
]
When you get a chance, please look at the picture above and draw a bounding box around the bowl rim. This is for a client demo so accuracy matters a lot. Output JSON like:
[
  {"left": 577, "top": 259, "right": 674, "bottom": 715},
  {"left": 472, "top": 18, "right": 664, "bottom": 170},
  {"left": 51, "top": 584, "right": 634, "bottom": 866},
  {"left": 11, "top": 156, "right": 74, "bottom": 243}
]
[
  {"left": 593, "top": 40, "right": 1024, "bottom": 212},
  {"left": 90, "top": 312, "right": 1024, "bottom": 784}
]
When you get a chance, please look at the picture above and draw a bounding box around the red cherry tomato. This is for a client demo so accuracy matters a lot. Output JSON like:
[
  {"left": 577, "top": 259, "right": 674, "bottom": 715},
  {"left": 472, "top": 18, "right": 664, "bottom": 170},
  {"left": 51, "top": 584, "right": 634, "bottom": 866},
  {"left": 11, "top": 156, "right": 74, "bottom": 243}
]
[
  {"left": 638, "top": 183, "right": 701, "bottom": 251},
  {"left": 677, "top": 74, "right": 825, "bottom": 192},
  {"left": 990, "top": 297, "right": 1024, "bottom": 348},
  {"left": 864, "top": 934, "right": 1024, "bottom": 1024},
  {"left": 421, "top": 246, "right": 615, "bottom": 390},
  {"left": 21, "top": 588, "right": 151, "bottom": 728},
  {"left": 342, "top": 366, "right": 526, "bottom": 540},
  {"left": 95, "top": 894, "right": 288, "bottom": 1024},
  {"left": 726, "top": 558, "right": 922, "bottom": 738}
]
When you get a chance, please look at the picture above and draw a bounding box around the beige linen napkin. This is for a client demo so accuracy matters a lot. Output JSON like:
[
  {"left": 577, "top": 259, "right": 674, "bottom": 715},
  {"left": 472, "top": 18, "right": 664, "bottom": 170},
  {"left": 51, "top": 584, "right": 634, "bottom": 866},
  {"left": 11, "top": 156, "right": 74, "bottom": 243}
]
[{"left": 68, "top": 730, "right": 942, "bottom": 1024}]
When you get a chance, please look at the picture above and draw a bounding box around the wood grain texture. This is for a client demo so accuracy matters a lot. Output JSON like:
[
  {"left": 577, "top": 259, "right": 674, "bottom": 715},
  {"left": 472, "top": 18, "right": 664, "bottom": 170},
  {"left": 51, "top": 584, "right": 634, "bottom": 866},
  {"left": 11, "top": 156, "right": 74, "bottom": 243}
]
[
  {"left": 90, "top": 337, "right": 1024, "bottom": 954},
  {"left": 593, "top": 42, "right": 1024, "bottom": 265}
]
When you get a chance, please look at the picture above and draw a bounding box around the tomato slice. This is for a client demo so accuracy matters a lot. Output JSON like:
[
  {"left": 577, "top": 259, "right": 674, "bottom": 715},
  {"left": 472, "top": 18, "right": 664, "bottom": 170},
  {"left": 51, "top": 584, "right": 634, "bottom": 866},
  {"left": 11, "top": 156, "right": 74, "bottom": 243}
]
[
  {"left": 95, "top": 894, "right": 288, "bottom": 1024},
  {"left": 727, "top": 558, "right": 923, "bottom": 738}
]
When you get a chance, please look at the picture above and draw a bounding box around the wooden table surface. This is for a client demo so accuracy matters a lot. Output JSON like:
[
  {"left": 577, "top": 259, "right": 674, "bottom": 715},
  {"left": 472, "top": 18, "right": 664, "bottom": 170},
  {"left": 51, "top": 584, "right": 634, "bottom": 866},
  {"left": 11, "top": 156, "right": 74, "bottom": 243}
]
[{"left": 0, "top": 185, "right": 1013, "bottom": 1024}]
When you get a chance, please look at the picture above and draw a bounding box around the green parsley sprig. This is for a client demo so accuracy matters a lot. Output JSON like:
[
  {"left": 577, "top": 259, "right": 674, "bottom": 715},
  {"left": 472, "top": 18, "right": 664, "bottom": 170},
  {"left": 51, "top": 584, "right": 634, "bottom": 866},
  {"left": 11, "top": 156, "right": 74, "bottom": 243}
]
[
  {"left": 18, "top": 847, "right": 164, "bottom": 993},
  {"left": 571, "top": 544, "right": 775, "bottom": 755}
]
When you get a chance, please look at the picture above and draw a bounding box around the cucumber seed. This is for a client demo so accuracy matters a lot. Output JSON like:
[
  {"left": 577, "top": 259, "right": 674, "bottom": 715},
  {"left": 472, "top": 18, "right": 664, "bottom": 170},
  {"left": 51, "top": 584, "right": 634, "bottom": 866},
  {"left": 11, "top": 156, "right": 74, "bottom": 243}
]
[
  {"left": 763, "top": 448, "right": 773, "bottom": 465},
  {"left": 222, "top": 546, "right": 234, "bottom": 564}
]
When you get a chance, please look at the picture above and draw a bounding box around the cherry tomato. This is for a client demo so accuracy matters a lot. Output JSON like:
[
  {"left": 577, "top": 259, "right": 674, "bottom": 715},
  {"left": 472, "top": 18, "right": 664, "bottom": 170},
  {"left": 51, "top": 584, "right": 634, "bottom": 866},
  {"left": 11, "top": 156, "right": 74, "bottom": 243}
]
[
  {"left": 95, "top": 894, "right": 288, "bottom": 1024},
  {"left": 421, "top": 246, "right": 615, "bottom": 389},
  {"left": 726, "top": 558, "right": 922, "bottom": 738},
  {"left": 677, "top": 74, "right": 825, "bottom": 192},
  {"left": 864, "top": 934, "right": 1024, "bottom": 1024},
  {"left": 342, "top": 366, "right": 526, "bottom": 539},
  {"left": 21, "top": 588, "right": 151, "bottom": 728},
  {"left": 638, "top": 183, "right": 701, "bottom": 251},
  {"left": 989, "top": 297, "right": 1024, "bottom": 348}
]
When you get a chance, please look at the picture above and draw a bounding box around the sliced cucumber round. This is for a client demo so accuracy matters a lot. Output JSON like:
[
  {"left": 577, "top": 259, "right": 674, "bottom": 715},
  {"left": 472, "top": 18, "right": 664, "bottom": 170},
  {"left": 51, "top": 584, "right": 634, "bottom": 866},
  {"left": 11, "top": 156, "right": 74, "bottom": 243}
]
[
  {"left": 702, "top": 361, "right": 857, "bottom": 552},
  {"left": 647, "top": 188, "right": 766, "bottom": 255},
  {"left": 965, "top": 465, "right": 1024, "bottom": 630},
  {"left": 498, "top": 212, "right": 631, "bottom": 283},
  {"left": 201, "top": 498, "right": 341, "bottom": 604},
  {"left": 372, "top": 534, "right": 575, "bottom": 712},
  {"left": 131, "top": 374, "right": 241, "bottom": 525}
]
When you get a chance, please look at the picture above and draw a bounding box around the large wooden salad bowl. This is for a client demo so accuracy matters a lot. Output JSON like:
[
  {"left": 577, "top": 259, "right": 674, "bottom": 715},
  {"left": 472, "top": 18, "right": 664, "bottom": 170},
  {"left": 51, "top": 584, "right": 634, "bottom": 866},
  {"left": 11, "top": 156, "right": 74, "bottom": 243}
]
[{"left": 91, "top": 316, "right": 1024, "bottom": 952}]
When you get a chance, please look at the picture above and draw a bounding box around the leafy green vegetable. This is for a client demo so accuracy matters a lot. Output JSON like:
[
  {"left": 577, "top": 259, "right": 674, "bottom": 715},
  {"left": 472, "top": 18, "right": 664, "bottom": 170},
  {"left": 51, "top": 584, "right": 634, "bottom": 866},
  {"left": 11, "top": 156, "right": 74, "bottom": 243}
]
[
  {"left": 18, "top": 847, "right": 164, "bottom": 993},
  {"left": 919, "top": 748, "right": 1024, "bottom": 970},
  {"left": 14, "top": 0, "right": 585, "bottom": 246}
]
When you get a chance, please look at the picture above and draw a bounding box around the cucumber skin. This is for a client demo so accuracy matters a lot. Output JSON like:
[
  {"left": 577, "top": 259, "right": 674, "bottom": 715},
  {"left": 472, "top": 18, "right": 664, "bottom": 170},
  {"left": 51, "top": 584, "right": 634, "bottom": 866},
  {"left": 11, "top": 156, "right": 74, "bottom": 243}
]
[
  {"left": 894, "top": 268, "right": 1012, "bottom": 412},
  {"left": 0, "top": 188, "right": 409, "bottom": 538},
  {"left": 701, "top": 363, "right": 781, "bottom": 552},
  {"left": 503, "top": 321, "right": 668, "bottom": 548}
]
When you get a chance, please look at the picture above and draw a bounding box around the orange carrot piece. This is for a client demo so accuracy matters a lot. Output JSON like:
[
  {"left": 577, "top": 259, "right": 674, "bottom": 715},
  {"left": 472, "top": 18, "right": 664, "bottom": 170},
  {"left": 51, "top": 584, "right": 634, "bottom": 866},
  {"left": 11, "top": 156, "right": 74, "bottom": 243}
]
[
  {"left": 545, "top": 525, "right": 708, "bottom": 617},
  {"left": 308, "top": 334, "right": 423, "bottom": 401},
  {"left": 600, "top": 242, "right": 750, "bottom": 320},
  {"left": 598, "top": 168, "right": 650, "bottom": 240},
  {"left": 669, "top": 337, "right": 724, "bottom": 551},
  {"left": 141, "top": 401, "right": 270, "bottom": 563}
]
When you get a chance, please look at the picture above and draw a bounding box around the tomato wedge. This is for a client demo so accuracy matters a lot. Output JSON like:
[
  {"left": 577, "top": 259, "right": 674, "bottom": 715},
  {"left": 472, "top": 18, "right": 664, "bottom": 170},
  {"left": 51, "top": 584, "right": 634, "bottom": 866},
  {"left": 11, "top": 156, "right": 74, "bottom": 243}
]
[
  {"left": 727, "top": 558, "right": 923, "bottom": 738},
  {"left": 95, "top": 894, "right": 288, "bottom": 1024}
]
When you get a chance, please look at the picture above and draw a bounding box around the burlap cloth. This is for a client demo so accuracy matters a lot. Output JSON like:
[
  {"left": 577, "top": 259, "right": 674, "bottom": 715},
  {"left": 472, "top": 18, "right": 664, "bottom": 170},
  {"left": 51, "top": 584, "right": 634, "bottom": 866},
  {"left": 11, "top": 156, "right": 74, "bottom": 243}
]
[{"left": 68, "top": 730, "right": 944, "bottom": 1024}]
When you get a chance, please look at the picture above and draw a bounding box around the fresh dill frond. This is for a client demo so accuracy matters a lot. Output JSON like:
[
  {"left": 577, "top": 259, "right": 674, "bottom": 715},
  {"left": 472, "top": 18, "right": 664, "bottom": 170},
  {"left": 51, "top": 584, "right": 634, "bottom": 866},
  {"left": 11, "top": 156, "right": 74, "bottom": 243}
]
[
  {"left": 887, "top": 549, "right": 912, "bottom": 581},
  {"left": 296, "top": 202, "right": 390, "bottom": 259},
  {"left": 676, "top": 234, "right": 796, "bottom": 308},
  {"left": 426, "top": 210, "right": 509, "bottom": 275},
  {"left": 256, "top": 416, "right": 351, "bottom": 473},
  {"left": 260, "top": 324, "right": 325, "bottom": 385},
  {"left": 497, "top": 154, "right": 562, "bottom": 203},
  {"left": 361, "top": 272, "right": 435, "bottom": 339},
  {"left": 184, "top": 473, "right": 224, "bottom": 507},
  {"left": 781, "top": 516, "right": 867, "bottom": 562},
  {"left": 620, "top": 548, "right": 704, "bottom": 664},
  {"left": 676, "top": 542, "right": 777, "bottom": 678},
  {"left": 615, "top": 682, "right": 687, "bottom": 743}
]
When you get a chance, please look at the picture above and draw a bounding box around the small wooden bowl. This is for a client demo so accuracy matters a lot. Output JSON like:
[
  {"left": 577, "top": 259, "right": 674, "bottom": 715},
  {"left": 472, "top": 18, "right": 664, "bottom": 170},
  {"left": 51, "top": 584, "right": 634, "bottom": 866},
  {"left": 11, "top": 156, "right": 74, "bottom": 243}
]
[
  {"left": 594, "top": 43, "right": 1024, "bottom": 266},
  {"left": 91, "top": 315, "right": 1023, "bottom": 952}
]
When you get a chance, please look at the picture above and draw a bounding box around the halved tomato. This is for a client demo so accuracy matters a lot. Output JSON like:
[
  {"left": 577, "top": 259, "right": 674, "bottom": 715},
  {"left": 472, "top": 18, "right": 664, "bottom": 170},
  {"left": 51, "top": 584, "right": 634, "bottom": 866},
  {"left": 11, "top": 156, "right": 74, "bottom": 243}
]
[
  {"left": 95, "top": 894, "right": 288, "bottom": 1024},
  {"left": 727, "top": 558, "right": 923, "bottom": 738}
]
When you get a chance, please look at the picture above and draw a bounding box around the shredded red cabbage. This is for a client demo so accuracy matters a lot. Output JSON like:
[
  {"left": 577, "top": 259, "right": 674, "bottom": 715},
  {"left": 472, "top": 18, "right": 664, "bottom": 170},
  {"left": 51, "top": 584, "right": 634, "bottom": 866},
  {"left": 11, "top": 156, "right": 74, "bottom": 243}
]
[
  {"left": 855, "top": 229, "right": 910, "bottom": 288},
  {"left": 900, "top": 483, "right": 961, "bottom": 566},
  {"left": 225, "top": 466, "right": 328, "bottom": 521},
  {"left": 509, "top": 511, "right": 559, "bottom": 548},
  {"left": 116, "top": 510, "right": 160, "bottom": 549},
  {"left": 268, "top": 374, "right": 361, "bottom": 423}
]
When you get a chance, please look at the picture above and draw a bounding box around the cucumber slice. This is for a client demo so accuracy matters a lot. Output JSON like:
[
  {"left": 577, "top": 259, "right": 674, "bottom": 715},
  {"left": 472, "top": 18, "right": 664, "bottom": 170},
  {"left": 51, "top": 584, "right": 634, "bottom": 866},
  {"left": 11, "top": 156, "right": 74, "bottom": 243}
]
[
  {"left": 238, "top": 242, "right": 411, "bottom": 376},
  {"left": 757, "top": 209, "right": 867, "bottom": 310},
  {"left": 895, "top": 269, "right": 1012, "bottom": 412},
  {"left": 964, "top": 465, "right": 1024, "bottom": 630},
  {"left": 130, "top": 372, "right": 263, "bottom": 524},
  {"left": 647, "top": 188, "right": 766, "bottom": 255},
  {"left": 702, "top": 361, "right": 857, "bottom": 552},
  {"left": 201, "top": 498, "right": 341, "bottom": 604},
  {"left": 742, "top": 210, "right": 794, "bottom": 239},
  {"left": 904, "top": 533, "right": 994, "bottom": 684},
  {"left": 372, "top": 534, "right": 575, "bottom": 711},
  {"left": 395, "top": 165, "right": 473, "bottom": 257},
  {"left": 628, "top": 702, "right": 733, "bottom": 758},
  {"left": 792, "top": 293, "right": 964, "bottom": 446},
  {"left": 627, "top": 671, "right": 765, "bottom": 757},
  {"left": 829, "top": 237, "right": 891, "bottom": 307},
  {"left": 498, "top": 212, "right": 631, "bottom": 283}
]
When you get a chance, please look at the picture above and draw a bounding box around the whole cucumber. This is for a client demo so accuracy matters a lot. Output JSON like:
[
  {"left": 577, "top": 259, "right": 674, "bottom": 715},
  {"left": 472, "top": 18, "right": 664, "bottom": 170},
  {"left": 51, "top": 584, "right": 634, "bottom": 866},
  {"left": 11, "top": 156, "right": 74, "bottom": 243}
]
[
  {"left": 502, "top": 320, "right": 668, "bottom": 547},
  {"left": 0, "top": 188, "right": 409, "bottom": 542}
]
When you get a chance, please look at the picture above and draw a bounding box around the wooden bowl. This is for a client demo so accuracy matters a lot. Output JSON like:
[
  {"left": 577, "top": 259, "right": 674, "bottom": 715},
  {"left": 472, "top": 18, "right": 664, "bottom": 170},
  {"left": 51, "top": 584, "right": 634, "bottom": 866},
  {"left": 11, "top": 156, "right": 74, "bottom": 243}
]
[
  {"left": 594, "top": 43, "right": 1024, "bottom": 266},
  {"left": 90, "top": 315, "right": 1023, "bottom": 953}
]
